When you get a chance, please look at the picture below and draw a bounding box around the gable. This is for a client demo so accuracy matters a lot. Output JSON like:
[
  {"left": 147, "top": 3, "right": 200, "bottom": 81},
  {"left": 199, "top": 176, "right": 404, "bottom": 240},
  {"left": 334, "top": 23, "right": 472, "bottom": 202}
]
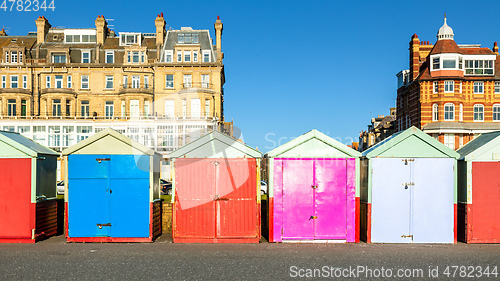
[
  {"left": 172, "top": 139, "right": 255, "bottom": 158},
  {"left": 375, "top": 135, "right": 451, "bottom": 158},
  {"left": 0, "top": 140, "right": 30, "bottom": 157},
  {"left": 69, "top": 135, "right": 148, "bottom": 155},
  {"left": 276, "top": 138, "right": 353, "bottom": 158}
]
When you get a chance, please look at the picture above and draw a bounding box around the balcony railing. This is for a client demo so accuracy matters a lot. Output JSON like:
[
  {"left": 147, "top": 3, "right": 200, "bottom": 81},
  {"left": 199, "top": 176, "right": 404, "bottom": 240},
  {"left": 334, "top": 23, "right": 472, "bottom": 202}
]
[
  {"left": 179, "top": 82, "right": 214, "bottom": 92},
  {"left": 0, "top": 111, "right": 218, "bottom": 121},
  {"left": 119, "top": 84, "right": 153, "bottom": 95}
]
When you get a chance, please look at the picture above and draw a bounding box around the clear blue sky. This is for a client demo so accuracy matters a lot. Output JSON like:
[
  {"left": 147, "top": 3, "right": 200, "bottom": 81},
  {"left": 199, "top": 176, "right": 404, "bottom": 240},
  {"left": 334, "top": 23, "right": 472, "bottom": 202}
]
[{"left": 2, "top": 0, "right": 500, "bottom": 152}]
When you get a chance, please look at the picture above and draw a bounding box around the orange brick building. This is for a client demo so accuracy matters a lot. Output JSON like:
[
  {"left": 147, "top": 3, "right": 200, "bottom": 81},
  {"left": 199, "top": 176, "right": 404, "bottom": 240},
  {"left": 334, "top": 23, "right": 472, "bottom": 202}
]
[{"left": 396, "top": 16, "right": 500, "bottom": 150}]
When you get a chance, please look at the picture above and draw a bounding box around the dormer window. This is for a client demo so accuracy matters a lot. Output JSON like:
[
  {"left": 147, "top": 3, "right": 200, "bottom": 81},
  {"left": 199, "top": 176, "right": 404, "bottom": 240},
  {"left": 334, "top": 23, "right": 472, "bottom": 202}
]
[
  {"left": 443, "top": 56, "right": 456, "bottom": 68},
  {"left": 177, "top": 33, "right": 199, "bottom": 44},
  {"left": 120, "top": 33, "right": 141, "bottom": 46},
  {"left": 465, "top": 59, "right": 494, "bottom": 75},
  {"left": 126, "top": 51, "right": 145, "bottom": 63},
  {"left": 4, "top": 50, "right": 23, "bottom": 64},
  {"left": 64, "top": 30, "right": 97, "bottom": 43}
]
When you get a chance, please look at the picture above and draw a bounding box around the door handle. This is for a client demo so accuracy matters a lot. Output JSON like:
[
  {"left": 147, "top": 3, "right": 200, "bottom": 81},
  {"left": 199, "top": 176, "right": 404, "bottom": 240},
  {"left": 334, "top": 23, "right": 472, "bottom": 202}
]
[
  {"left": 217, "top": 198, "right": 230, "bottom": 201},
  {"left": 97, "top": 223, "right": 111, "bottom": 229},
  {"left": 106, "top": 189, "right": 112, "bottom": 194},
  {"left": 311, "top": 185, "right": 318, "bottom": 189},
  {"left": 96, "top": 158, "right": 111, "bottom": 163},
  {"left": 309, "top": 216, "right": 317, "bottom": 220}
]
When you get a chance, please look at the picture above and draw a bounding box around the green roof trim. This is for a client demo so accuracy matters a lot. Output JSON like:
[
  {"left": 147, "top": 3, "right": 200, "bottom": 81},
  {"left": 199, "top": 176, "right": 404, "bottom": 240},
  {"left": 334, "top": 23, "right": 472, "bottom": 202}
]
[
  {"left": 457, "top": 131, "right": 500, "bottom": 161},
  {"left": 0, "top": 131, "right": 59, "bottom": 157},
  {"left": 62, "top": 128, "right": 156, "bottom": 156},
  {"left": 362, "top": 126, "right": 460, "bottom": 159},
  {"left": 169, "top": 130, "right": 262, "bottom": 159},
  {"left": 266, "top": 129, "right": 361, "bottom": 158}
]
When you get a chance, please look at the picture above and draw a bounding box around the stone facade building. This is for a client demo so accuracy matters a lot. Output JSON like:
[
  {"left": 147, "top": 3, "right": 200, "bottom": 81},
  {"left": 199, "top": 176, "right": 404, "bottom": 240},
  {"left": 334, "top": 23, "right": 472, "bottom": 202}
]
[
  {"left": 396, "top": 16, "right": 500, "bottom": 150},
  {"left": 0, "top": 14, "right": 228, "bottom": 162}
]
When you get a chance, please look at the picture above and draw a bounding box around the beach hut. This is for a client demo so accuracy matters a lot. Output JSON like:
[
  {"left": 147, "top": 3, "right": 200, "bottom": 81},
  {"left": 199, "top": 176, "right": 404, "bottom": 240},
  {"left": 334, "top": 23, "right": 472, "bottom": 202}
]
[
  {"left": 265, "top": 130, "right": 361, "bottom": 243},
  {"left": 361, "top": 126, "right": 459, "bottom": 243},
  {"left": 0, "top": 131, "right": 60, "bottom": 243},
  {"left": 169, "top": 130, "right": 262, "bottom": 243},
  {"left": 457, "top": 131, "right": 500, "bottom": 243},
  {"left": 62, "top": 128, "right": 161, "bottom": 242}
]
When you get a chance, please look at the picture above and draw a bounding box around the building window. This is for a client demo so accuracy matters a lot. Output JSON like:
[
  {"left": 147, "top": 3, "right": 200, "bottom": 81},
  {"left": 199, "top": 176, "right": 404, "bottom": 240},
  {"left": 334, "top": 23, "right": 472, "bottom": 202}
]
[
  {"left": 123, "top": 76, "right": 128, "bottom": 89},
  {"left": 52, "top": 53, "right": 66, "bottom": 63},
  {"left": 65, "top": 34, "right": 96, "bottom": 44},
  {"left": 129, "top": 51, "right": 140, "bottom": 63},
  {"left": 144, "top": 76, "right": 149, "bottom": 89},
  {"left": 7, "top": 99, "right": 16, "bottom": 116},
  {"left": 442, "top": 56, "right": 456, "bottom": 69},
  {"left": 432, "top": 103, "right": 438, "bottom": 121},
  {"left": 444, "top": 103, "right": 454, "bottom": 121},
  {"left": 432, "top": 57, "right": 440, "bottom": 70},
  {"left": 105, "top": 76, "right": 114, "bottom": 89},
  {"left": 193, "top": 51, "right": 198, "bottom": 62},
  {"left": 474, "top": 82, "right": 484, "bottom": 94},
  {"left": 191, "top": 98, "right": 200, "bottom": 118},
  {"left": 182, "top": 99, "right": 187, "bottom": 117},
  {"left": 67, "top": 75, "right": 72, "bottom": 88},
  {"left": 48, "top": 126, "right": 61, "bottom": 147},
  {"left": 184, "top": 51, "right": 191, "bottom": 62},
  {"left": 10, "top": 75, "right": 18, "bottom": 88},
  {"left": 46, "top": 76, "right": 51, "bottom": 88},
  {"left": 459, "top": 103, "right": 463, "bottom": 121},
  {"left": 120, "top": 33, "right": 140, "bottom": 46},
  {"left": 459, "top": 81, "right": 462, "bottom": 93},
  {"left": 203, "top": 50, "right": 210, "bottom": 62},
  {"left": 82, "top": 51, "right": 90, "bottom": 63},
  {"left": 493, "top": 104, "right": 500, "bottom": 121},
  {"left": 105, "top": 101, "right": 114, "bottom": 119},
  {"left": 444, "top": 81, "right": 454, "bottom": 93},
  {"left": 55, "top": 75, "right": 63, "bottom": 89},
  {"left": 205, "top": 99, "right": 210, "bottom": 117},
  {"left": 144, "top": 100, "right": 150, "bottom": 116},
  {"left": 80, "top": 101, "right": 90, "bottom": 117},
  {"left": 433, "top": 81, "right": 439, "bottom": 93},
  {"left": 165, "top": 100, "right": 174, "bottom": 118},
  {"left": 62, "top": 126, "right": 75, "bottom": 147},
  {"left": 1, "top": 75, "right": 5, "bottom": 88},
  {"left": 165, "top": 50, "right": 173, "bottom": 63},
  {"left": 11, "top": 52, "right": 18, "bottom": 63},
  {"left": 52, "top": 99, "right": 61, "bottom": 116},
  {"left": 201, "top": 74, "right": 209, "bottom": 88},
  {"left": 183, "top": 74, "right": 192, "bottom": 88},
  {"left": 81, "top": 75, "right": 89, "bottom": 89},
  {"left": 22, "top": 75, "right": 27, "bottom": 89},
  {"left": 444, "top": 134, "right": 455, "bottom": 150},
  {"left": 177, "top": 51, "right": 182, "bottom": 62},
  {"left": 165, "top": 74, "right": 174, "bottom": 88},
  {"left": 473, "top": 104, "right": 484, "bottom": 121},
  {"left": 130, "top": 100, "right": 140, "bottom": 117},
  {"left": 141, "top": 52, "right": 145, "bottom": 63},
  {"left": 106, "top": 51, "right": 114, "bottom": 63},
  {"left": 132, "top": 76, "right": 140, "bottom": 88},
  {"left": 495, "top": 82, "right": 500, "bottom": 93},
  {"left": 177, "top": 33, "right": 199, "bottom": 44},
  {"left": 121, "top": 101, "right": 125, "bottom": 117},
  {"left": 465, "top": 60, "right": 495, "bottom": 75},
  {"left": 66, "top": 100, "right": 71, "bottom": 116}
]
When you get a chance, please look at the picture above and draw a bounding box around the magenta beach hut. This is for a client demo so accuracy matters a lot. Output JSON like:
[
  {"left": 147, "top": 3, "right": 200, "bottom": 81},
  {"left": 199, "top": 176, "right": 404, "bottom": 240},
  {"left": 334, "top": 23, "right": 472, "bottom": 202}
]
[{"left": 264, "top": 130, "right": 361, "bottom": 243}]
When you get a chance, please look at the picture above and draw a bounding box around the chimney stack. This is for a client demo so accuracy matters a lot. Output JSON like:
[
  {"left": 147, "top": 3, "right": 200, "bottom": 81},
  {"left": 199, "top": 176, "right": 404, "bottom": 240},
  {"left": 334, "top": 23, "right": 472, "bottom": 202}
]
[
  {"left": 0, "top": 28, "right": 7, "bottom": 36},
  {"left": 95, "top": 15, "right": 107, "bottom": 45},
  {"left": 494, "top": 42, "right": 498, "bottom": 54},
  {"left": 214, "top": 15, "right": 223, "bottom": 63},
  {"left": 409, "top": 34, "right": 420, "bottom": 81},
  {"left": 155, "top": 13, "right": 166, "bottom": 46},
  {"left": 35, "top": 16, "right": 51, "bottom": 44}
]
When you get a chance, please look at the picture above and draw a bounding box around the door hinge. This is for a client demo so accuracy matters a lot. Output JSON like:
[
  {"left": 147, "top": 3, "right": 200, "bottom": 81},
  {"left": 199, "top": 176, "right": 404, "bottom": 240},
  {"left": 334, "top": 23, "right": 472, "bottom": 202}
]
[
  {"left": 401, "top": 235, "right": 413, "bottom": 238},
  {"left": 403, "top": 159, "right": 414, "bottom": 165},
  {"left": 309, "top": 215, "right": 318, "bottom": 220},
  {"left": 311, "top": 185, "right": 318, "bottom": 189},
  {"left": 96, "top": 158, "right": 111, "bottom": 163}
]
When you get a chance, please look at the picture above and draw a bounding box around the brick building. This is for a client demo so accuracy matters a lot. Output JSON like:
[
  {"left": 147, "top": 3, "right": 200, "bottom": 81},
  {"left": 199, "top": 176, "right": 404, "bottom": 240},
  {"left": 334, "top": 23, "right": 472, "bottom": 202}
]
[
  {"left": 396, "top": 16, "right": 500, "bottom": 150},
  {"left": 0, "top": 14, "right": 229, "bottom": 177}
]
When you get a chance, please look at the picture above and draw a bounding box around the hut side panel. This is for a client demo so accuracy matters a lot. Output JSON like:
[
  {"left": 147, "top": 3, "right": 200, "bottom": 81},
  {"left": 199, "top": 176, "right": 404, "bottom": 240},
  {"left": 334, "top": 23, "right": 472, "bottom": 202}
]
[
  {"left": 470, "top": 162, "right": 500, "bottom": 242},
  {"left": 0, "top": 158, "right": 33, "bottom": 240}
]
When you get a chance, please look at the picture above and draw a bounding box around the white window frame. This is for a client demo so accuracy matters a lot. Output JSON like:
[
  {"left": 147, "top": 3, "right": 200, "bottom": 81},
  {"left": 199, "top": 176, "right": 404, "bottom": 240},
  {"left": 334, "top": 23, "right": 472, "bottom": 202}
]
[
  {"left": 473, "top": 104, "right": 484, "bottom": 122},
  {"left": 46, "top": 75, "right": 51, "bottom": 88},
  {"left": 432, "top": 103, "right": 439, "bottom": 121},
  {"left": 132, "top": 76, "right": 140, "bottom": 89},
  {"left": 119, "top": 33, "right": 141, "bottom": 46},
  {"left": 184, "top": 51, "right": 191, "bottom": 62},
  {"left": 123, "top": 76, "right": 128, "bottom": 89},
  {"left": 182, "top": 99, "right": 187, "bottom": 117},
  {"left": 433, "top": 81, "right": 439, "bottom": 93},
  {"left": 165, "top": 100, "right": 174, "bottom": 118},
  {"left": 81, "top": 75, "right": 89, "bottom": 89},
  {"left": 165, "top": 74, "right": 174, "bottom": 89},
  {"left": 11, "top": 52, "right": 18, "bottom": 63},
  {"left": 177, "top": 51, "right": 182, "bottom": 62},
  {"left": 52, "top": 53, "right": 66, "bottom": 63},
  {"left": 80, "top": 101, "right": 90, "bottom": 117},
  {"left": 144, "top": 76, "right": 149, "bottom": 89},
  {"left": 495, "top": 82, "right": 500, "bottom": 94},
  {"left": 444, "top": 134, "right": 455, "bottom": 150},
  {"left": 203, "top": 50, "right": 210, "bottom": 62},
  {"left": 191, "top": 98, "right": 201, "bottom": 118},
  {"left": 444, "top": 81, "right": 454, "bottom": 93},
  {"left": 201, "top": 74, "right": 209, "bottom": 88},
  {"left": 193, "top": 51, "right": 198, "bottom": 62},
  {"left": 183, "top": 74, "right": 192, "bottom": 88},
  {"left": 67, "top": 75, "right": 72, "bottom": 88},
  {"left": 459, "top": 81, "right": 462, "bottom": 93},
  {"left": 474, "top": 82, "right": 484, "bottom": 94},
  {"left": 22, "top": 75, "right": 27, "bottom": 89},
  {"left": 165, "top": 50, "right": 173, "bottom": 63},
  {"left": 55, "top": 75, "right": 63, "bottom": 89},
  {"left": 444, "top": 103, "right": 455, "bottom": 121},
  {"left": 1, "top": 75, "right": 5, "bottom": 88},
  {"left": 144, "top": 100, "right": 150, "bottom": 116},
  {"left": 81, "top": 51, "right": 91, "bottom": 63},
  {"left": 10, "top": 75, "right": 18, "bottom": 88},
  {"left": 459, "top": 103, "right": 463, "bottom": 121},
  {"left": 105, "top": 51, "right": 114, "bottom": 64},
  {"left": 205, "top": 99, "right": 210, "bottom": 117},
  {"left": 105, "top": 101, "right": 114, "bottom": 119},
  {"left": 105, "top": 75, "right": 114, "bottom": 89},
  {"left": 493, "top": 104, "right": 500, "bottom": 122}
]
